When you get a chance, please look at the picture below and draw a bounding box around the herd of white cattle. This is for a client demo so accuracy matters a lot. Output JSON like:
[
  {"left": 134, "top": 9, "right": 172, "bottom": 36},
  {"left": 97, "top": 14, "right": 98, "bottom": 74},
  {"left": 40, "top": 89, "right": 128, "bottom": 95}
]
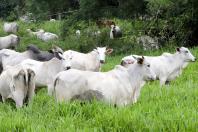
[{"left": 0, "top": 22, "right": 196, "bottom": 108}]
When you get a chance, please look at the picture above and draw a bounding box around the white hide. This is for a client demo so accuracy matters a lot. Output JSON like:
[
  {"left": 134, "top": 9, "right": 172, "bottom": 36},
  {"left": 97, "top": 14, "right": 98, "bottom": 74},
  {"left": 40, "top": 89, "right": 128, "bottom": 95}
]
[
  {"left": 0, "top": 65, "right": 35, "bottom": 107},
  {"left": 3, "top": 22, "right": 19, "bottom": 33},
  {"left": 53, "top": 57, "right": 156, "bottom": 106},
  {"left": 122, "top": 47, "right": 196, "bottom": 85},
  {"left": 1, "top": 49, "right": 35, "bottom": 70},
  {"left": 63, "top": 47, "right": 113, "bottom": 72},
  {"left": 0, "top": 34, "right": 20, "bottom": 49}
]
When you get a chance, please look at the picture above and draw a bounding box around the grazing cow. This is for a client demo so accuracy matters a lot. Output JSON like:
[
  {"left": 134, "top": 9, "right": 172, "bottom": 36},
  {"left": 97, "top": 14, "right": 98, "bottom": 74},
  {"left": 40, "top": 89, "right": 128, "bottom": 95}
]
[
  {"left": 53, "top": 56, "right": 156, "bottom": 106},
  {"left": 19, "top": 50, "right": 72, "bottom": 95},
  {"left": 0, "top": 65, "right": 35, "bottom": 108},
  {"left": 121, "top": 47, "right": 196, "bottom": 85},
  {"left": 63, "top": 47, "right": 113, "bottom": 71},
  {"left": 0, "top": 34, "right": 20, "bottom": 49},
  {"left": 0, "top": 45, "right": 63, "bottom": 73},
  {"left": 3, "top": 22, "right": 19, "bottom": 33},
  {"left": 110, "top": 25, "right": 122, "bottom": 39},
  {"left": 27, "top": 29, "right": 58, "bottom": 42}
]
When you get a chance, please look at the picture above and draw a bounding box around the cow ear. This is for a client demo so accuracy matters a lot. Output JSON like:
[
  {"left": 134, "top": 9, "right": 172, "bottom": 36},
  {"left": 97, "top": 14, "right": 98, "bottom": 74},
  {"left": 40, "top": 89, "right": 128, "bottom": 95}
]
[
  {"left": 137, "top": 56, "right": 144, "bottom": 65},
  {"left": 176, "top": 47, "right": 180, "bottom": 52},
  {"left": 55, "top": 52, "right": 64, "bottom": 60},
  {"left": 52, "top": 45, "right": 64, "bottom": 54},
  {"left": 54, "top": 52, "right": 62, "bottom": 60},
  {"left": 106, "top": 48, "right": 113, "bottom": 55}
]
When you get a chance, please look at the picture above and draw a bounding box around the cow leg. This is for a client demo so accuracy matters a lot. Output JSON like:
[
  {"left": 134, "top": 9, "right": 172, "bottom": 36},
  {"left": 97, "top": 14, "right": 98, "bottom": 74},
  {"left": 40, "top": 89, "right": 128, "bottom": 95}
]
[
  {"left": 47, "top": 84, "right": 54, "bottom": 96},
  {"left": 160, "top": 77, "right": 167, "bottom": 86},
  {"left": 132, "top": 88, "right": 138, "bottom": 104}
]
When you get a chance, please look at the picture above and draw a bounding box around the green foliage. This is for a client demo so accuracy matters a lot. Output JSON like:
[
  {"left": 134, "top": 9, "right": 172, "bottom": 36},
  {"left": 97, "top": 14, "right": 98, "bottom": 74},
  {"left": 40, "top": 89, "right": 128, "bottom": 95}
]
[{"left": 119, "top": 0, "right": 147, "bottom": 18}]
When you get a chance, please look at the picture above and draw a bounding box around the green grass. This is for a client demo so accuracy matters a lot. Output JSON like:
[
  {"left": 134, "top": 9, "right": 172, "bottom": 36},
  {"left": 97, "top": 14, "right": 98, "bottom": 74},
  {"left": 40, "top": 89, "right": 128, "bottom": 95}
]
[{"left": 0, "top": 20, "right": 198, "bottom": 131}]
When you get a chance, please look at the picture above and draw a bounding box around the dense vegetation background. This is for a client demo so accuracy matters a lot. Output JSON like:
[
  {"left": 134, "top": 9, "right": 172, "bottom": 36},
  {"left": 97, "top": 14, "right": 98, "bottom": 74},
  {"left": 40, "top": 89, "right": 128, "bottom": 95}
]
[{"left": 0, "top": 0, "right": 198, "bottom": 52}]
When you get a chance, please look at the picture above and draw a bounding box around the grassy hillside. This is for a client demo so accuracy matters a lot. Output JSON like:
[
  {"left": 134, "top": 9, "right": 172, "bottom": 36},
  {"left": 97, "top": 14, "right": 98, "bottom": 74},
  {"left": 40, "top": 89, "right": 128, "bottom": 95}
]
[{"left": 0, "top": 20, "right": 197, "bottom": 131}]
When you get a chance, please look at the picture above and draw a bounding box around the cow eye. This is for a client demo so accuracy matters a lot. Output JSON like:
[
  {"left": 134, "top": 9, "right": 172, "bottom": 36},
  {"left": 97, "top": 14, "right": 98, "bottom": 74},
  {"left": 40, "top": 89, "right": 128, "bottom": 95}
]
[
  {"left": 185, "top": 51, "right": 188, "bottom": 53},
  {"left": 147, "top": 64, "right": 150, "bottom": 67}
]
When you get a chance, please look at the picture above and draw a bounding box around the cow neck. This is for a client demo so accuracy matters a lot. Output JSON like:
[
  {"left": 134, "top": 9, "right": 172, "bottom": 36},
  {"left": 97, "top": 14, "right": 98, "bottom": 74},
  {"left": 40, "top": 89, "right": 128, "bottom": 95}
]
[
  {"left": 45, "top": 57, "right": 62, "bottom": 73},
  {"left": 127, "top": 63, "right": 145, "bottom": 90},
  {"left": 88, "top": 51, "right": 100, "bottom": 68},
  {"left": 168, "top": 52, "right": 185, "bottom": 71}
]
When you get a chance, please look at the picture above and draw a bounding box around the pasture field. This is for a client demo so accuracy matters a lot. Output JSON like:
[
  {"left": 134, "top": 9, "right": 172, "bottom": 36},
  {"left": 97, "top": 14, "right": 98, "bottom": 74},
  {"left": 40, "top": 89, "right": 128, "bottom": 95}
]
[
  {"left": 0, "top": 49, "right": 198, "bottom": 131},
  {"left": 0, "top": 20, "right": 197, "bottom": 131}
]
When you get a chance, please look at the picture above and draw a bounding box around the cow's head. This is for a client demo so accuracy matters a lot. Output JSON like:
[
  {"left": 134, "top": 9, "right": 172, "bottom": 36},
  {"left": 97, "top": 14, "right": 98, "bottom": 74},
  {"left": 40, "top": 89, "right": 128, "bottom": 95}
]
[
  {"left": 176, "top": 47, "right": 196, "bottom": 62},
  {"left": 94, "top": 47, "right": 113, "bottom": 64},
  {"left": 51, "top": 46, "right": 72, "bottom": 70},
  {"left": 134, "top": 56, "right": 156, "bottom": 81}
]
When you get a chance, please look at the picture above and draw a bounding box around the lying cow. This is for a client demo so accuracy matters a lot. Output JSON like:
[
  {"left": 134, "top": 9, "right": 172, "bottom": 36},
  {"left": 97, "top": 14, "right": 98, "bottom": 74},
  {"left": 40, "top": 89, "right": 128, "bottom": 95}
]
[
  {"left": 3, "top": 22, "right": 19, "bottom": 33},
  {"left": 121, "top": 47, "right": 196, "bottom": 85},
  {"left": 63, "top": 47, "right": 113, "bottom": 71},
  {"left": 53, "top": 56, "right": 156, "bottom": 106},
  {"left": 0, "top": 34, "right": 20, "bottom": 49},
  {"left": 27, "top": 29, "right": 58, "bottom": 42},
  {"left": 0, "top": 65, "right": 35, "bottom": 107}
]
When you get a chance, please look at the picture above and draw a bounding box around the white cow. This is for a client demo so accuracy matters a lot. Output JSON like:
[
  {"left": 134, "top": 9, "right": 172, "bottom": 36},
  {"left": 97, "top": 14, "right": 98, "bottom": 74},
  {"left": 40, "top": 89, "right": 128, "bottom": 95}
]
[
  {"left": 0, "top": 65, "right": 35, "bottom": 107},
  {"left": 53, "top": 56, "right": 156, "bottom": 106},
  {"left": 0, "top": 34, "right": 20, "bottom": 49},
  {"left": 27, "top": 29, "right": 58, "bottom": 42},
  {"left": 63, "top": 47, "right": 113, "bottom": 71},
  {"left": 19, "top": 51, "right": 72, "bottom": 95},
  {"left": 121, "top": 47, "right": 196, "bottom": 85},
  {"left": 3, "top": 22, "right": 19, "bottom": 33}
]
